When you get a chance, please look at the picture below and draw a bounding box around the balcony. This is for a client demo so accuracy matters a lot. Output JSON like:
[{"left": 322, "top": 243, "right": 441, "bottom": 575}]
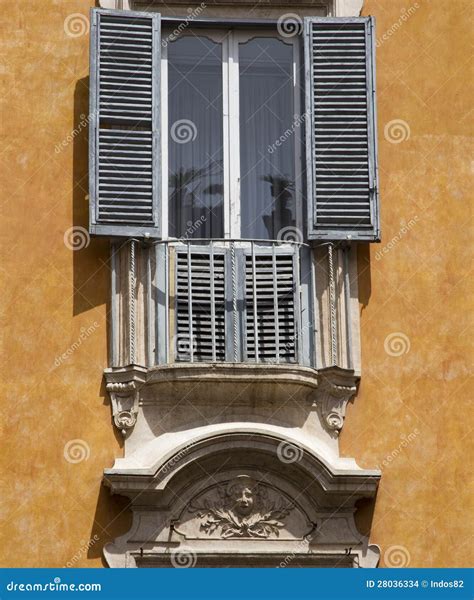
[{"left": 109, "top": 239, "right": 316, "bottom": 368}]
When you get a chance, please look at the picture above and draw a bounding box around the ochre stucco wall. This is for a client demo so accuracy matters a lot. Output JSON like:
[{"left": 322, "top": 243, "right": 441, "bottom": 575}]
[{"left": 0, "top": 0, "right": 472, "bottom": 567}]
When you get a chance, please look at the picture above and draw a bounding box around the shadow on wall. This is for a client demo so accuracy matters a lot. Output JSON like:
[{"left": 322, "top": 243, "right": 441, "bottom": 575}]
[
  {"left": 88, "top": 484, "right": 133, "bottom": 567},
  {"left": 357, "top": 243, "right": 372, "bottom": 311},
  {"left": 72, "top": 78, "right": 110, "bottom": 319}
]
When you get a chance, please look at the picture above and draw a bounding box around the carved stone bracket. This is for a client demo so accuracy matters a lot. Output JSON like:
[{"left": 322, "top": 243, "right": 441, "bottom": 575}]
[
  {"left": 316, "top": 366, "right": 358, "bottom": 435},
  {"left": 105, "top": 365, "right": 147, "bottom": 436}
]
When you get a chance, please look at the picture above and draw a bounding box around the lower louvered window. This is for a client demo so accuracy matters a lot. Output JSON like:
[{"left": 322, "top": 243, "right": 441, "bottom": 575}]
[
  {"left": 175, "top": 250, "right": 226, "bottom": 362},
  {"left": 245, "top": 254, "right": 297, "bottom": 363},
  {"left": 174, "top": 245, "right": 299, "bottom": 364}
]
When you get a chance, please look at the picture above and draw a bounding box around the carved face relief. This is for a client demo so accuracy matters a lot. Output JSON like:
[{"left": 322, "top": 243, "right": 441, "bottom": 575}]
[{"left": 188, "top": 475, "right": 295, "bottom": 539}]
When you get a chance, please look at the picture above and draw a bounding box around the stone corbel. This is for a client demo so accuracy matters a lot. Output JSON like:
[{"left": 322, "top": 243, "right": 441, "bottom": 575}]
[
  {"left": 105, "top": 366, "right": 147, "bottom": 436},
  {"left": 316, "top": 366, "right": 358, "bottom": 435}
]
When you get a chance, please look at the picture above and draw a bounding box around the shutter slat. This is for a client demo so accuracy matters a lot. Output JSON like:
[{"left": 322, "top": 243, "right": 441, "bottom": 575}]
[
  {"left": 305, "top": 17, "right": 380, "bottom": 241},
  {"left": 89, "top": 8, "right": 161, "bottom": 237}
]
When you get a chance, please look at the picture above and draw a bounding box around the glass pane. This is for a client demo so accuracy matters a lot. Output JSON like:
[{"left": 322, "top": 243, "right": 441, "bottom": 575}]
[
  {"left": 168, "top": 36, "right": 224, "bottom": 238},
  {"left": 239, "top": 38, "right": 296, "bottom": 240}
]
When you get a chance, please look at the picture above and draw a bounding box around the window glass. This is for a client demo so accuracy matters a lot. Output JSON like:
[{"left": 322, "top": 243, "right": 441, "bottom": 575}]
[
  {"left": 168, "top": 36, "right": 224, "bottom": 238},
  {"left": 239, "top": 38, "right": 296, "bottom": 240}
]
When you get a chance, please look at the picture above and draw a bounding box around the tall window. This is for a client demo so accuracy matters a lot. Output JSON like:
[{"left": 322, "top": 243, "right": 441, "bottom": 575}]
[{"left": 163, "top": 30, "right": 301, "bottom": 241}]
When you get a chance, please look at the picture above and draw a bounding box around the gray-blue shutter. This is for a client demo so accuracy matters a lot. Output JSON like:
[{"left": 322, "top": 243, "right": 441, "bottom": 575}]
[
  {"left": 89, "top": 9, "right": 161, "bottom": 237},
  {"left": 304, "top": 17, "right": 380, "bottom": 242}
]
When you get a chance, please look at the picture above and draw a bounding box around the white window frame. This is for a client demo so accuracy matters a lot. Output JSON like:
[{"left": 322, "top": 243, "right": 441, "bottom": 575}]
[{"left": 161, "top": 28, "right": 303, "bottom": 241}]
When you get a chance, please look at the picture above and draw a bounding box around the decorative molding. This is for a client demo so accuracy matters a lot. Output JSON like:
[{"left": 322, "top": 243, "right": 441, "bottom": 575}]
[
  {"left": 316, "top": 366, "right": 358, "bottom": 435},
  {"left": 105, "top": 366, "right": 146, "bottom": 436},
  {"left": 189, "top": 475, "right": 294, "bottom": 539}
]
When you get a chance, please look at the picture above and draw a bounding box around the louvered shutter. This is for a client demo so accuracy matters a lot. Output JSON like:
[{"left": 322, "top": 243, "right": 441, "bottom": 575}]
[
  {"left": 244, "top": 250, "right": 299, "bottom": 363},
  {"left": 175, "top": 249, "right": 226, "bottom": 362},
  {"left": 89, "top": 9, "right": 161, "bottom": 237},
  {"left": 304, "top": 17, "right": 380, "bottom": 242}
]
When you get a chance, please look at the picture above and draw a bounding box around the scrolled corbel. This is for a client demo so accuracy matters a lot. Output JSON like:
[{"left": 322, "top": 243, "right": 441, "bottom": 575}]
[
  {"left": 316, "top": 367, "right": 358, "bottom": 435},
  {"left": 106, "top": 381, "right": 140, "bottom": 436}
]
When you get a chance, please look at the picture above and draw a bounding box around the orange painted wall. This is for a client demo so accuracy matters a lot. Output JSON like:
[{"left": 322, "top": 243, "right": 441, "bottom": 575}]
[
  {"left": 341, "top": 0, "right": 473, "bottom": 568},
  {"left": 0, "top": 0, "right": 472, "bottom": 567}
]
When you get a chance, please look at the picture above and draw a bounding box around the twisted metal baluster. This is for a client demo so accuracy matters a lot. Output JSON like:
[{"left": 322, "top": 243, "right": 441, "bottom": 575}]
[
  {"left": 328, "top": 243, "right": 338, "bottom": 366},
  {"left": 231, "top": 242, "right": 238, "bottom": 362},
  {"left": 129, "top": 240, "right": 136, "bottom": 365}
]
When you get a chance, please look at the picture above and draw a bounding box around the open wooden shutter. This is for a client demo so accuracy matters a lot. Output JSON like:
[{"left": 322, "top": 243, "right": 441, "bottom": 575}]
[
  {"left": 89, "top": 9, "right": 161, "bottom": 237},
  {"left": 304, "top": 17, "right": 380, "bottom": 242}
]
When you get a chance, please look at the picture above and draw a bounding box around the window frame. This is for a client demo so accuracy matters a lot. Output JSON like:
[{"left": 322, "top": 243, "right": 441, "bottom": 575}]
[{"left": 160, "top": 27, "right": 304, "bottom": 242}]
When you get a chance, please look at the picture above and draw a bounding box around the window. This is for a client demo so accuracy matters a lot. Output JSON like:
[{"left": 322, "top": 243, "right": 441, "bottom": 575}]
[
  {"left": 89, "top": 11, "right": 380, "bottom": 243},
  {"left": 163, "top": 30, "right": 301, "bottom": 241}
]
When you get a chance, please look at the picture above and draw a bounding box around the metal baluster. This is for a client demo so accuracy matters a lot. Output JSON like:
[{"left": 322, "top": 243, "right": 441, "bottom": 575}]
[
  {"left": 210, "top": 242, "right": 216, "bottom": 362},
  {"left": 187, "top": 242, "right": 194, "bottom": 362},
  {"left": 231, "top": 241, "right": 238, "bottom": 362},
  {"left": 251, "top": 241, "right": 259, "bottom": 362},
  {"left": 129, "top": 239, "right": 136, "bottom": 365},
  {"left": 328, "top": 242, "right": 338, "bottom": 366},
  {"left": 272, "top": 245, "right": 280, "bottom": 364}
]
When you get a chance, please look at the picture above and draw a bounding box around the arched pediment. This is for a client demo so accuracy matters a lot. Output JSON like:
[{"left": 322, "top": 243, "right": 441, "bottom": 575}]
[{"left": 103, "top": 425, "right": 380, "bottom": 568}]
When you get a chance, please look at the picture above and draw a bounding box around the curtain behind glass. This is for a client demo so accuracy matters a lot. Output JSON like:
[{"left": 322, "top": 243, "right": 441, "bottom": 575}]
[
  {"left": 239, "top": 38, "right": 296, "bottom": 240},
  {"left": 168, "top": 37, "right": 224, "bottom": 239}
]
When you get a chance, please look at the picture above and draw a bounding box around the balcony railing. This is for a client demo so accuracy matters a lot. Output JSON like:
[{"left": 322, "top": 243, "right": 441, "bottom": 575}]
[{"left": 110, "top": 239, "right": 316, "bottom": 370}]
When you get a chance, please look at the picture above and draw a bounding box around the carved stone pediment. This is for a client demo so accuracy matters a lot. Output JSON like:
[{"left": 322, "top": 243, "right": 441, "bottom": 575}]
[{"left": 176, "top": 475, "right": 309, "bottom": 540}]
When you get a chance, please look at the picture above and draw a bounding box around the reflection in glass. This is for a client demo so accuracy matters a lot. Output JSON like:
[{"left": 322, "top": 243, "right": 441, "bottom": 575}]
[
  {"left": 168, "top": 36, "right": 224, "bottom": 238},
  {"left": 239, "top": 38, "right": 296, "bottom": 240}
]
